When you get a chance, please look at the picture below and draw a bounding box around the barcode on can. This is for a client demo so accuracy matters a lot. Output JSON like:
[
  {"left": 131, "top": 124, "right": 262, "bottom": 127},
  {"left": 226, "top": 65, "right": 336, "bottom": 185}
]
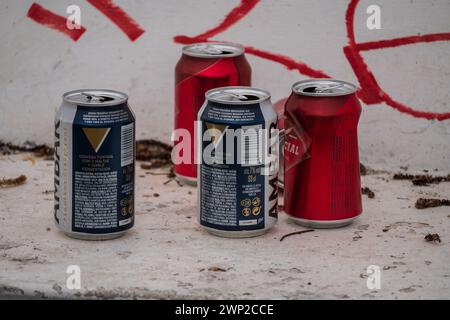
[
  {"left": 121, "top": 123, "right": 134, "bottom": 167},
  {"left": 241, "top": 124, "right": 262, "bottom": 166}
]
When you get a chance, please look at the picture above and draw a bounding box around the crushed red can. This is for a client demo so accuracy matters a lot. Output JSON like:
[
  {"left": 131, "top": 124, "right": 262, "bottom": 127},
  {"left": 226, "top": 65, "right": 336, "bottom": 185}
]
[
  {"left": 284, "top": 79, "right": 362, "bottom": 228},
  {"left": 173, "top": 42, "right": 251, "bottom": 184}
]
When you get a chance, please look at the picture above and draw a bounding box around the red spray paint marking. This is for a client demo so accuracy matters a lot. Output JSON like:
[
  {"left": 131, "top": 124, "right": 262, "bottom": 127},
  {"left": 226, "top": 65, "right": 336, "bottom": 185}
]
[
  {"left": 86, "top": 0, "right": 145, "bottom": 41},
  {"left": 195, "top": 0, "right": 259, "bottom": 39},
  {"left": 27, "top": 3, "right": 86, "bottom": 41},
  {"left": 245, "top": 46, "right": 329, "bottom": 79},
  {"left": 355, "top": 33, "right": 450, "bottom": 51},
  {"left": 174, "top": 0, "right": 450, "bottom": 121},
  {"left": 345, "top": 0, "right": 450, "bottom": 120},
  {"left": 174, "top": 35, "right": 329, "bottom": 79},
  {"left": 174, "top": 0, "right": 328, "bottom": 79}
]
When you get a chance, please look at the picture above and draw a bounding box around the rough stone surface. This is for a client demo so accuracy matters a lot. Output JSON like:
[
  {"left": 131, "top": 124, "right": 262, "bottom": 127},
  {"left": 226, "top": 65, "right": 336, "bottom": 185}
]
[{"left": 0, "top": 154, "right": 449, "bottom": 299}]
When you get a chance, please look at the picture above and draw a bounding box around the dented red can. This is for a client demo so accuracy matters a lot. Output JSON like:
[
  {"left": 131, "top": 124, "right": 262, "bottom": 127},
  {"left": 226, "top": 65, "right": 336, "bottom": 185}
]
[
  {"left": 174, "top": 42, "right": 251, "bottom": 184},
  {"left": 284, "top": 79, "right": 362, "bottom": 228}
]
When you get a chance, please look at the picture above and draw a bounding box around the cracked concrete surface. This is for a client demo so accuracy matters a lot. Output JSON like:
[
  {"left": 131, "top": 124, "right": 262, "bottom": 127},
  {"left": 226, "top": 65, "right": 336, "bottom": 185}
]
[{"left": 0, "top": 154, "right": 449, "bottom": 299}]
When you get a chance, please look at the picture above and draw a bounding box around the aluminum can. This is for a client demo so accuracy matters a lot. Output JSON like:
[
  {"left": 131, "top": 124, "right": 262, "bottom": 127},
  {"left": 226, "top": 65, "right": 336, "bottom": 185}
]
[
  {"left": 198, "top": 86, "right": 278, "bottom": 237},
  {"left": 54, "top": 89, "right": 135, "bottom": 240},
  {"left": 174, "top": 42, "right": 251, "bottom": 184},
  {"left": 284, "top": 79, "right": 362, "bottom": 228}
]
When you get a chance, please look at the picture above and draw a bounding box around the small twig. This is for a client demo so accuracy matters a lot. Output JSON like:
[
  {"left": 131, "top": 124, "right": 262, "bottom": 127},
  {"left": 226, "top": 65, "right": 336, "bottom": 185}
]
[
  {"left": 147, "top": 171, "right": 172, "bottom": 176},
  {"left": 163, "top": 178, "right": 173, "bottom": 185},
  {"left": 280, "top": 229, "right": 314, "bottom": 242}
]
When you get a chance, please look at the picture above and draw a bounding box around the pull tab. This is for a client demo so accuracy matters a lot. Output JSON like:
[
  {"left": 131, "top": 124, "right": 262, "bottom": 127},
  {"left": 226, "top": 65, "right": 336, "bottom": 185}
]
[
  {"left": 226, "top": 92, "right": 249, "bottom": 101},
  {"left": 81, "top": 93, "right": 114, "bottom": 103},
  {"left": 203, "top": 45, "right": 223, "bottom": 55},
  {"left": 303, "top": 83, "right": 344, "bottom": 94},
  {"left": 200, "top": 45, "right": 232, "bottom": 55},
  {"left": 240, "top": 94, "right": 259, "bottom": 101}
]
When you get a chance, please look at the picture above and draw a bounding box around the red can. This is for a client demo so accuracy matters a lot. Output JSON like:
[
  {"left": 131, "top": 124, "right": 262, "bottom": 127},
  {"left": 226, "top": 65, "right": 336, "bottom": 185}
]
[
  {"left": 284, "top": 79, "right": 362, "bottom": 228},
  {"left": 174, "top": 42, "right": 251, "bottom": 184}
]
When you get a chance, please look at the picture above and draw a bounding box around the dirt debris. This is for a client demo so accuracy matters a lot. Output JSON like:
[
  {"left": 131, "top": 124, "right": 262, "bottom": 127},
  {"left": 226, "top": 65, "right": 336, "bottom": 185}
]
[
  {"left": 0, "top": 175, "right": 27, "bottom": 188},
  {"left": 32, "top": 145, "right": 53, "bottom": 158},
  {"left": 140, "top": 160, "right": 170, "bottom": 170},
  {"left": 382, "top": 221, "right": 430, "bottom": 232},
  {"left": 0, "top": 140, "right": 53, "bottom": 158},
  {"left": 136, "top": 139, "right": 172, "bottom": 169},
  {"left": 352, "top": 232, "right": 363, "bottom": 241},
  {"left": 0, "top": 285, "right": 25, "bottom": 297},
  {"left": 393, "top": 173, "right": 450, "bottom": 186},
  {"left": 162, "top": 167, "right": 181, "bottom": 186},
  {"left": 280, "top": 229, "right": 315, "bottom": 242},
  {"left": 207, "top": 266, "right": 227, "bottom": 272},
  {"left": 361, "top": 186, "right": 375, "bottom": 198},
  {"left": 360, "top": 163, "right": 367, "bottom": 176},
  {"left": 424, "top": 233, "right": 441, "bottom": 243},
  {"left": 358, "top": 163, "right": 389, "bottom": 175},
  {"left": 415, "top": 198, "right": 450, "bottom": 209}
]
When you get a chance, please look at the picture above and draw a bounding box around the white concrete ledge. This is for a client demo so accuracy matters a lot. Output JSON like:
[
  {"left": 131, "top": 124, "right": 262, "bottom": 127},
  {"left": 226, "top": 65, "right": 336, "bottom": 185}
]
[{"left": 0, "top": 154, "right": 449, "bottom": 299}]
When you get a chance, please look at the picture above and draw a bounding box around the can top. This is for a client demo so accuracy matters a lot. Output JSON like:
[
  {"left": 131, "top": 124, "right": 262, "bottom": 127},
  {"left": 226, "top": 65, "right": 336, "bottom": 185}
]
[
  {"left": 206, "top": 86, "right": 271, "bottom": 105},
  {"left": 292, "top": 79, "right": 357, "bottom": 97},
  {"left": 182, "top": 42, "right": 244, "bottom": 58},
  {"left": 63, "top": 89, "right": 128, "bottom": 107}
]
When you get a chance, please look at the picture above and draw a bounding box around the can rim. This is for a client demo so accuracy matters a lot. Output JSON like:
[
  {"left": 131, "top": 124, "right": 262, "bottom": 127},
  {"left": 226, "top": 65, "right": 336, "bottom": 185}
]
[
  {"left": 182, "top": 42, "right": 244, "bottom": 58},
  {"left": 206, "top": 86, "right": 271, "bottom": 105},
  {"left": 63, "top": 89, "right": 128, "bottom": 107},
  {"left": 292, "top": 79, "right": 357, "bottom": 97}
]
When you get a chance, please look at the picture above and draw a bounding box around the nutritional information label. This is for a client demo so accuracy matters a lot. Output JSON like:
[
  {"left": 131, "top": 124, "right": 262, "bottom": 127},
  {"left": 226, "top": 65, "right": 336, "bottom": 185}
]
[
  {"left": 74, "top": 171, "right": 118, "bottom": 229},
  {"left": 81, "top": 109, "right": 130, "bottom": 125},
  {"left": 200, "top": 166, "right": 237, "bottom": 227}
]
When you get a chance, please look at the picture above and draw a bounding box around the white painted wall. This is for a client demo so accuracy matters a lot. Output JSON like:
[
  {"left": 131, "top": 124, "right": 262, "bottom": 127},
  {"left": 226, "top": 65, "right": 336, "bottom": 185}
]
[{"left": 0, "top": 0, "right": 449, "bottom": 171}]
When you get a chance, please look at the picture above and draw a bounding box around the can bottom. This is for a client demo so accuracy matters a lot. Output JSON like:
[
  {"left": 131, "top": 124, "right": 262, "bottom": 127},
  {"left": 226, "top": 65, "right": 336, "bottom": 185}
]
[
  {"left": 61, "top": 230, "right": 128, "bottom": 241},
  {"left": 288, "top": 215, "right": 360, "bottom": 229},
  {"left": 175, "top": 173, "right": 197, "bottom": 186},
  {"left": 201, "top": 225, "right": 272, "bottom": 238}
]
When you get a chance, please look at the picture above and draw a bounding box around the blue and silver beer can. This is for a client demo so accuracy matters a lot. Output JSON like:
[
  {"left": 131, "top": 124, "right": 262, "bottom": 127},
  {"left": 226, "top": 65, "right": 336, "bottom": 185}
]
[
  {"left": 198, "top": 86, "right": 279, "bottom": 238},
  {"left": 54, "top": 90, "right": 135, "bottom": 240}
]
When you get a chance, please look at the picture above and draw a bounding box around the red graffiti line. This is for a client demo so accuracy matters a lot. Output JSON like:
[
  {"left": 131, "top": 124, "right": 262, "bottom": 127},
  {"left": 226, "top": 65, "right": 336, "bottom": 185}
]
[
  {"left": 194, "top": 0, "right": 259, "bottom": 39},
  {"left": 174, "top": 0, "right": 450, "bottom": 121},
  {"left": 27, "top": 3, "right": 86, "bottom": 41},
  {"left": 86, "top": 0, "right": 145, "bottom": 41},
  {"left": 175, "top": 35, "right": 329, "bottom": 79},
  {"left": 173, "top": 0, "right": 258, "bottom": 43},
  {"left": 355, "top": 33, "right": 450, "bottom": 51},
  {"left": 173, "top": 0, "right": 328, "bottom": 79},
  {"left": 345, "top": 0, "right": 450, "bottom": 121}
]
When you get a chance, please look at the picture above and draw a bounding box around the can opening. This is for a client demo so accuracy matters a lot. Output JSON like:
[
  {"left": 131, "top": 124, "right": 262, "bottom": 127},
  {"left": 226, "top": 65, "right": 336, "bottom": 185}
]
[
  {"left": 63, "top": 89, "right": 128, "bottom": 107},
  {"left": 206, "top": 87, "right": 271, "bottom": 105},
  {"left": 303, "top": 86, "right": 318, "bottom": 93},
  {"left": 201, "top": 47, "right": 233, "bottom": 55},
  {"left": 240, "top": 94, "right": 259, "bottom": 101},
  {"left": 82, "top": 93, "right": 115, "bottom": 103},
  {"left": 302, "top": 83, "right": 344, "bottom": 94},
  {"left": 183, "top": 43, "right": 244, "bottom": 58},
  {"left": 293, "top": 80, "right": 355, "bottom": 97},
  {"left": 206, "top": 50, "right": 233, "bottom": 55}
]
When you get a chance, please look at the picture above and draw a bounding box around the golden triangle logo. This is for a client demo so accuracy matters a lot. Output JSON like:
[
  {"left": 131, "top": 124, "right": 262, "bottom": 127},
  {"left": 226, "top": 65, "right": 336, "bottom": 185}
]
[
  {"left": 82, "top": 127, "right": 111, "bottom": 153},
  {"left": 205, "top": 122, "right": 227, "bottom": 145}
]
